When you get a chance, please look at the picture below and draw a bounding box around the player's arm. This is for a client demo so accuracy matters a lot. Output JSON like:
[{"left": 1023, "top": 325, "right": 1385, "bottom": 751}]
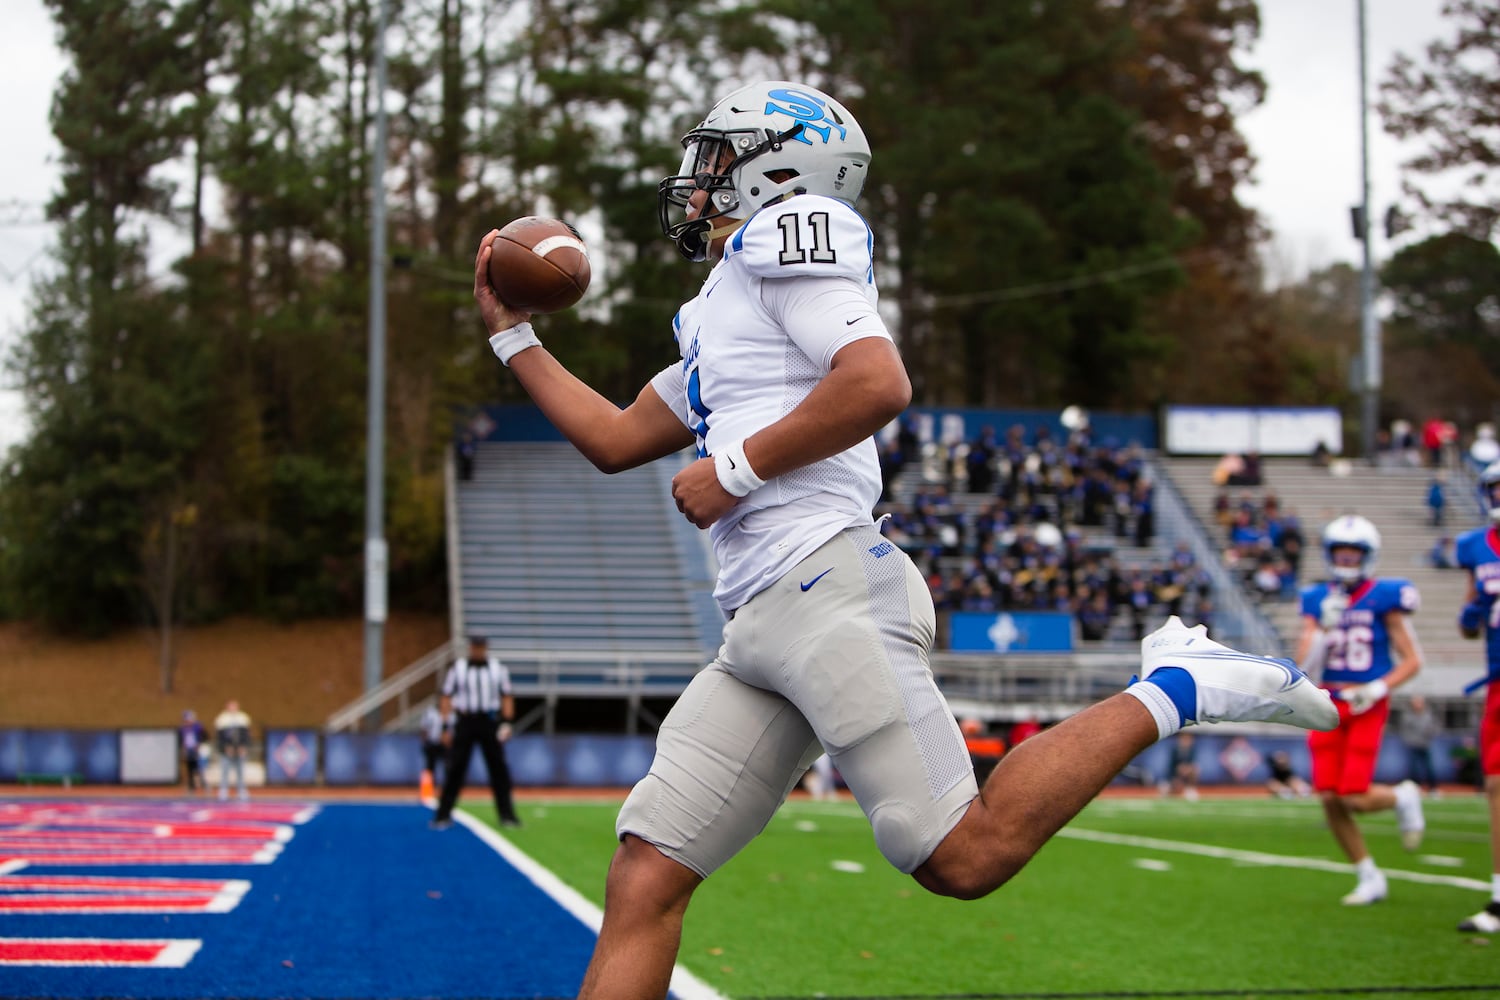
[
  {"left": 1460, "top": 574, "right": 1484, "bottom": 639},
  {"left": 1294, "top": 605, "right": 1329, "bottom": 677},
  {"left": 474, "top": 230, "right": 693, "bottom": 473},
  {"left": 1381, "top": 610, "right": 1423, "bottom": 690},
  {"left": 744, "top": 337, "right": 910, "bottom": 478},
  {"left": 670, "top": 336, "right": 909, "bottom": 529}
]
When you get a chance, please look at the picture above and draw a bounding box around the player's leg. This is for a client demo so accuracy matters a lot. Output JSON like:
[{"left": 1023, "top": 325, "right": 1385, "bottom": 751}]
[
  {"left": 1333, "top": 702, "right": 1423, "bottom": 848},
  {"left": 475, "top": 727, "right": 520, "bottom": 824},
  {"left": 921, "top": 614, "right": 1337, "bottom": 898},
  {"left": 577, "top": 835, "right": 701, "bottom": 1000},
  {"left": 433, "top": 718, "right": 477, "bottom": 823},
  {"left": 1459, "top": 685, "right": 1500, "bottom": 932},
  {"left": 918, "top": 695, "right": 1162, "bottom": 897},
  {"left": 592, "top": 663, "right": 820, "bottom": 997},
  {"left": 1314, "top": 704, "right": 1394, "bottom": 903}
]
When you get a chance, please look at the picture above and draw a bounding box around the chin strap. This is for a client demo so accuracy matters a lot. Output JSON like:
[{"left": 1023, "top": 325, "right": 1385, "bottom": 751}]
[{"left": 706, "top": 218, "right": 742, "bottom": 241}]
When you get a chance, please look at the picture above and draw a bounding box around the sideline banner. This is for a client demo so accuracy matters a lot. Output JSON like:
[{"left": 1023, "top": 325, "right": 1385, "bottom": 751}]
[{"left": 948, "top": 611, "right": 1074, "bottom": 653}]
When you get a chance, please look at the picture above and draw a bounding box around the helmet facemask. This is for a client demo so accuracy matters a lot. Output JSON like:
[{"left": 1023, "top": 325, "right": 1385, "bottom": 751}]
[{"left": 658, "top": 124, "right": 804, "bottom": 262}]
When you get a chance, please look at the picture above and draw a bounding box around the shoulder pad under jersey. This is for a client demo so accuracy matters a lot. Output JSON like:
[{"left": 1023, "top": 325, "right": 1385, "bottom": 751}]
[{"left": 724, "top": 194, "right": 874, "bottom": 283}]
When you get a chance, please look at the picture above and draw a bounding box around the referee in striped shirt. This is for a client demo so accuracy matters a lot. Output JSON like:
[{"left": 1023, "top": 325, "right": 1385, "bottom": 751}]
[{"left": 430, "top": 635, "right": 522, "bottom": 829}]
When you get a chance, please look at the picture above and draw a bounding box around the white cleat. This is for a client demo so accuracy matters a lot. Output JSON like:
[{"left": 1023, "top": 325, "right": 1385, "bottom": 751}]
[
  {"left": 1393, "top": 779, "right": 1426, "bottom": 852},
  {"left": 1140, "top": 616, "right": 1339, "bottom": 731},
  {"left": 1341, "top": 872, "right": 1388, "bottom": 906},
  {"left": 1458, "top": 908, "right": 1500, "bottom": 933}
]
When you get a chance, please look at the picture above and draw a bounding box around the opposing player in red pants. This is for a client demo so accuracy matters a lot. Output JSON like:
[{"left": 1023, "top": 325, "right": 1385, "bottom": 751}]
[
  {"left": 1455, "top": 461, "right": 1500, "bottom": 933},
  {"left": 1296, "top": 514, "right": 1426, "bottom": 906}
]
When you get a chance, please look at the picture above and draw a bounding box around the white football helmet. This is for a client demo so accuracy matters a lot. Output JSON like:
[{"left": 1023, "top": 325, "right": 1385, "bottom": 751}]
[
  {"left": 1322, "top": 514, "right": 1381, "bottom": 583},
  {"left": 1482, "top": 461, "right": 1500, "bottom": 523},
  {"left": 658, "top": 80, "right": 872, "bottom": 261}
]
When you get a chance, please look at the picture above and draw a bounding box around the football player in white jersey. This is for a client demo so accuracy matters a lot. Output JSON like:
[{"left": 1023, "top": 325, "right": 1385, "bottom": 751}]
[{"left": 474, "top": 80, "right": 1338, "bottom": 998}]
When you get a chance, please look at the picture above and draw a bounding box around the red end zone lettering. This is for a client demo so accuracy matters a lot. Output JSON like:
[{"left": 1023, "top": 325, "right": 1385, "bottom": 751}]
[
  {"left": 0, "top": 937, "right": 202, "bottom": 967},
  {"left": 0, "top": 874, "right": 249, "bottom": 914}
]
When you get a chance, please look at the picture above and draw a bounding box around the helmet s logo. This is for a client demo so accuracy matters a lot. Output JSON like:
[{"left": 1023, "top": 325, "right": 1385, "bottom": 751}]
[{"left": 765, "top": 88, "right": 847, "bottom": 145}]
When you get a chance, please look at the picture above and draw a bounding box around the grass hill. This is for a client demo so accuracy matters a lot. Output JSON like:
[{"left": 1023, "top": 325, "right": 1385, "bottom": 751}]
[{"left": 0, "top": 612, "right": 449, "bottom": 730}]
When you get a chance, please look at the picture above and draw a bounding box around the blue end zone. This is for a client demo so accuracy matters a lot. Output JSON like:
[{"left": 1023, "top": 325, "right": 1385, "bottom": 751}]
[{"left": 0, "top": 801, "right": 598, "bottom": 999}]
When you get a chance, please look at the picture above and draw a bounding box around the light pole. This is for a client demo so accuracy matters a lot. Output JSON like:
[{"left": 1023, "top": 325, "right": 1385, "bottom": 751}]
[
  {"left": 1356, "top": 0, "right": 1381, "bottom": 461},
  {"left": 364, "top": 0, "right": 391, "bottom": 722}
]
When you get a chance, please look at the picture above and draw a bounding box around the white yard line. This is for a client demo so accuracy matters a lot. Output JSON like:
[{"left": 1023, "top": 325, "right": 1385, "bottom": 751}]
[{"left": 1059, "top": 826, "right": 1490, "bottom": 891}]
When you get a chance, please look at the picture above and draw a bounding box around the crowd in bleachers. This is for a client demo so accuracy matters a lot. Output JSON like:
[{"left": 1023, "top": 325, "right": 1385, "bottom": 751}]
[
  {"left": 874, "top": 419, "right": 1216, "bottom": 642},
  {"left": 1213, "top": 489, "right": 1306, "bottom": 604}
]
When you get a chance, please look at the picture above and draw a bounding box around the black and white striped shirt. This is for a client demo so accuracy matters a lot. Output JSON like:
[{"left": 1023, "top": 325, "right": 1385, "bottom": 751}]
[{"left": 442, "top": 655, "right": 513, "bottom": 714}]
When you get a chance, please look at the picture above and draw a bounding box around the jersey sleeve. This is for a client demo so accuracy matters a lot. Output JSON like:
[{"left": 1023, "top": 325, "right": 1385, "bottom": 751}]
[
  {"left": 1380, "top": 578, "right": 1421, "bottom": 614},
  {"left": 760, "top": 274, "right": 893, "bottom": 371},
  {"left": 649, "top": 363, "right": 690, "bottom": 430},
  {"left": 1297, "top": 585, "right": 1322, "bottom": 619},
  {"left": 725, "top": 195, "right": 874, "bottom": 284}
]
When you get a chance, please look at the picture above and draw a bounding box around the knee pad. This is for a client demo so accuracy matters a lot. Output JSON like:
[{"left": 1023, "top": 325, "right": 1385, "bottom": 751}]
[{"left": 868, "top": 799, "right": 931, "bottom": 873}]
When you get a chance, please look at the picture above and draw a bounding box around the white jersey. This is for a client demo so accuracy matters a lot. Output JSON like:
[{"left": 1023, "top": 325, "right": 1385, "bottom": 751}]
[{"left": 650, "top": 194, "right": 893, "bottom": 613}]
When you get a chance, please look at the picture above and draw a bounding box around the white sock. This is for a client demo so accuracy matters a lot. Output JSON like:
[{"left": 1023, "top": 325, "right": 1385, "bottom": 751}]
[
  {"left": 1356, "top": 856, "right": 1379, "bottom": 880},
  {"left": 1491, "top": 873, "right": 1500, "bottom": 904},
  {"left": 1124, "top": 682, "right": 1182, "bottom": 741}
]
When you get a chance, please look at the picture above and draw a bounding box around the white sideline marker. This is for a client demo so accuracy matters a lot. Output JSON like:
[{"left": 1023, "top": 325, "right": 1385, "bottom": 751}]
[{"left": 452, "top": 809, "right": 729, "bottom": 1000}]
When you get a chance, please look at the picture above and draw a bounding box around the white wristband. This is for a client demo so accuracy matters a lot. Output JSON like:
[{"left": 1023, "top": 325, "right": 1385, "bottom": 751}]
[
  {"left": 714, "top": 439, "right": 766, "bottom": 497},
  {"left": 489, "top": 322, "right": 541, "bottom": 367},
  {"left": 1363, "top": 679, "right": 1390, "bottom": 702}
]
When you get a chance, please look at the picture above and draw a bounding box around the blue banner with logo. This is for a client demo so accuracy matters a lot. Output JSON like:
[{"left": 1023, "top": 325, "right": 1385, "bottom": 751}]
[
  {"left": 265, "top": 729, "right": 320, "bottom": 785},
  {"left": 948, "top": 611, "right": 1075, "bottom": 653}
]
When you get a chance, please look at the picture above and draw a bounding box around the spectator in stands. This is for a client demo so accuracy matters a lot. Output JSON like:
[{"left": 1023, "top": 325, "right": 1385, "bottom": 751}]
[
  {"left": 1251, "top": 555, "right": 1283, "bottom": 603},
  {"left": 213, "top": 699, "right": 253, "bottom": 803},
  {"left": 1212, "top": 452, "right": 1244, "bottom": 487},
  {"left": 1224, "top": 508, "right": 1268, "bottom": 569},
  {"left": 1429, "top": 536, "right": 1456, "bottom": 570},
  {"left": 1211, "top": 492, "right": 1233, "bottom": 533},
  {"left": 1392, "top": 419, "right": 1420, "bottom": 466},
  {"left": 1422, "top": 414, "right": 1457, "bottom": 468},
  {"left": 1237, "top": 451, "right": 1263, "bottom": 486},
  {"left": 965, "top": 425, "right": 997, "bottom": 494},
  {"left": 1311, "top": 440, "right": 1333, "bottom": 467},
  {"left": 1428, "top": 473, "right": 1448, "bottom": 527},
  {"left": 1076, "top": 588, "right": 1113, "bottom": 641},
  {"left": 456, "top": 432, "right": 477, "bottom": 481},
  {"left": 1469, "top": 424, "right": 1500, "bottom": 476},
  {"left": 1190, "top": 596, "right": 1216, "bottom": 637},
  {"left": 1132, "top": 479, "right": 1155, "bottom": 547}
]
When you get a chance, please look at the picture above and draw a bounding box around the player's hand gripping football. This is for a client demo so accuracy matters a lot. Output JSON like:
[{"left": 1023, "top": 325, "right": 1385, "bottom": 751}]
[
  {"left": 671, "top": 457, "right": 738, "bottom": 530},
  {"left": 475, "top": 230, "right": 533, "bottom": 334}
]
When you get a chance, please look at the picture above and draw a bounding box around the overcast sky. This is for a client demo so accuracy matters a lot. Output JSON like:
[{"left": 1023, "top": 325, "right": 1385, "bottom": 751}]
[{"left": 0, "top": 0, "right": 1457, "bottom": 452}]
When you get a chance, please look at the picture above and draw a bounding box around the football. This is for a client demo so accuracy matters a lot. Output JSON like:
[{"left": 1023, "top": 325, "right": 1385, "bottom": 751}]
[{"left": 486, "top": 216, "right": 591, "bottom": 314}]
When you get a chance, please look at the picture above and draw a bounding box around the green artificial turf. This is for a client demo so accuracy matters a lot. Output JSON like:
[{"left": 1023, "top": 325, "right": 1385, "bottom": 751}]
[{"left": 472, "top": 792, "right": 1500, "bottom": 998}]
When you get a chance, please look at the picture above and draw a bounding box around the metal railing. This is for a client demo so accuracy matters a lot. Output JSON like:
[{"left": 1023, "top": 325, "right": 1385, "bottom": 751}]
[{"left": 325, "top": 639, "right": 463, "bottom": 733}]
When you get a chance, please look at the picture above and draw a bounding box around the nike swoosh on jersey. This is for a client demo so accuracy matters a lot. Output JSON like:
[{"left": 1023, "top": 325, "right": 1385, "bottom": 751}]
[
  {"left": 845, "top": 317, "right": 860, "bottom": 325},
  {"left": 800, "top": 569, "right": 834, "bottom": 592}
]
